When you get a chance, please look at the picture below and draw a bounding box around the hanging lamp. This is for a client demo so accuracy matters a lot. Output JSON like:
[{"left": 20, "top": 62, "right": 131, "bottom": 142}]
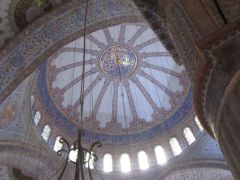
[{"left": 55, "top": 0, "right": 102, "bottom": 179}]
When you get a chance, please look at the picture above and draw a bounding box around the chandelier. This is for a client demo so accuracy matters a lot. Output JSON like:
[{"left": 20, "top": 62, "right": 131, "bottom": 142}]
[
  {"left": 56, "top": 0, "right": 102, "bottom": 179},
  {"left": 57, "top": 131, "right": 102, "bottom": 180}
]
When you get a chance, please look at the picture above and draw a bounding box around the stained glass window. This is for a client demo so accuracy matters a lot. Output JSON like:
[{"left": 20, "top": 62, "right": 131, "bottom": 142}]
[
  {"left": 183, "top": 127, "right": 196, "bottom": 145},
  {"left": 103, "top": 153, "right": 113, "bottom": 173},
  {"left": 53, "top": 136, "right": 63, "bottom": 152},
  {"left": 154, "top": 145, "right": 167, "bottom": 165},
  {"left": 120, "top": 153, "right": 131, "bottom": 172},
  {"left": 41, "top": 124, "right": 51, "bottom": 141},
  {"left": 195, "top": 116, "right": 203, "bottom": 131},
  {"left": 169, "top": 137, "right": 182, "bottom": 156},
  {"left": 34, "top": 111, "right": 41, "bottom": 125},
  {"left": 138, "top": 151, "right": 149, "bottom": 170}
]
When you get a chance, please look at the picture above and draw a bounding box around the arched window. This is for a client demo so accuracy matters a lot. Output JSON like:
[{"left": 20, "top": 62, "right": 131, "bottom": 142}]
[
  {"left": 85, "top": 152, "right": 95, "bottom": 169},
  {"left": 138, "top": 151, "right": 149, "bottom": 170},
  {"left": 30, "top": 95, "right": 34, "bottom": 106},
  {"left": 169, "top": 137, "right": 182, "bottom": 156},
  {"left": 154, "top": 145, "right": 167, "bottom": 165},
  {"left": 34, "top": 111, "right": 41, "bottom": 125},
  {"left": 120, "top": 153, "right": 131, "bottom": 173},
  {"left": 69, "top": 146, "right": 77, "bottom": 162},
  {"left": 183, "top": 127, "right": 196, "bottom": 145},
  {"left": 41, "top": 124, "right": 51, "bottom": 141},
  {"left": 103, "top": 153, "right": 113, "bottom": 173},
  {"left": 195, "top": 116, "right": 203, "bottom": 131},
  {"left": 53, "top": 136, "right": 63, "bottom": 152},
  {"left": 69, "top": 150, "right": 95, "bottom": 169}
]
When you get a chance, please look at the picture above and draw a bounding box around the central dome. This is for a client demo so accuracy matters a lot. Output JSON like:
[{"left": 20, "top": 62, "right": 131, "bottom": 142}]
[
  {"left": 38, "top": 23, "right": 192, "bottom": 144},
  {"left": 99, "top": 45, "right": 137, "bottom": 78}
]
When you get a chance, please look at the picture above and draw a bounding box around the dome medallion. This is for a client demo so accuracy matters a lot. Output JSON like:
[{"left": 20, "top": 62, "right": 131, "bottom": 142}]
[{"left": 100, "top": 45, "right": 137, "bottom": 78}]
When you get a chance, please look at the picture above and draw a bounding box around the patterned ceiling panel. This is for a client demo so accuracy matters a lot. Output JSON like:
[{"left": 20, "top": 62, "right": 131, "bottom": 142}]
[
  {"left": 0, "top": 0, "right": 16, "bottom": 48},
  {"left": 38, "top": 23, "right": 192, "bottom": 143}
]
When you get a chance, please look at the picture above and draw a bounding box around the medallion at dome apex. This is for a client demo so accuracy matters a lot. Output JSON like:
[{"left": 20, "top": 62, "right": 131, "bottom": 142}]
[{"left": 99, "top": 45, "right": 137, "bottom": 78}]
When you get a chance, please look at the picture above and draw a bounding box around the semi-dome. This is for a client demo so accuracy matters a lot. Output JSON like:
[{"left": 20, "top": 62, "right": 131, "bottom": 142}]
[{"left": 38, "top": 23, "right": 192, "bottom": 144}]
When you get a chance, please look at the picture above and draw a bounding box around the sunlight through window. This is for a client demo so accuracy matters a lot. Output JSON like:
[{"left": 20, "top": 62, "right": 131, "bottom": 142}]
[
  {"left": 85, "top": 152, "right": 95, "bottom": 169},
  {"left": 183, "top": 127, "right": 196, "bottom": 145},
  {"left": 154, "top": 145, "right": 167, "bottom": 165},
  {"left": 34, "top": 111, "right": 41, "bottom": 125},
  {"left": 41, "top": 124, "right": 51, "bottom": 141},
  {"left": 120, "top": 153, "right": 131, "bottom": 173},
  {"left": 138, "top": 151, "right": 149, "bottom": 170},
  {"left": 195, "top": 116, "right": 203, "bottom": 131},
  {"left": 53, "top": 136, "right": 63, "bottom": 152},
  {"left": 69, "top": 146, "right": 77, "bottom": 162},
  {"left": 170, "top": 137, "right": 182, "bottom": 156},
  {"left": 103, "top": 153, "right": 113, "bottom": 173}
]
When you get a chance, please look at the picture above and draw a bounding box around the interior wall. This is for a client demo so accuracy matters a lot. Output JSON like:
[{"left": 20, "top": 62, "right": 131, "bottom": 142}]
[{"left": 161, "top": 167, "right": 233, "bottom": 180}]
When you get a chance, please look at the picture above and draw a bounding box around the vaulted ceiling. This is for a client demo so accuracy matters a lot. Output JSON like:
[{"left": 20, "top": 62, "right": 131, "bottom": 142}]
[{"left": 37, "top": 23, "right": 192, "bottom": 144}]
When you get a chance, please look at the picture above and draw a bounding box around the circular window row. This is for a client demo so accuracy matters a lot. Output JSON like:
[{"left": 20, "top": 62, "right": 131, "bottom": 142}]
[{"left": 32, "top": 110, "right": 203, "bottom": 173}]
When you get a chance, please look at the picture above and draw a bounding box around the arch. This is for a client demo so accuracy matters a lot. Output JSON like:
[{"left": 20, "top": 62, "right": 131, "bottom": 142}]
[
  {"left": 0, "top": 142, "right": 58, "bottom": 179},
  {"left": 33, "top": 111, "right": 41, "bottom": 125},
  {"left": 169, "top": 137, "right": 182, "bottom": 156},
  {"left": 103, "top": 153, "right": 113, "bottom": 173},
  {"left": 183, "top": 127, "right": 196, "bottom": 145},
  {"left": 138, "top": 151, "right": 149, "bottom": 170},
  {"left": 53, "top": 136, "right": 63, "bottom": 152},
  {"left": 120, "top": 153, "right": 131, "bottom": 173},
  {"left": 154, "top": 145, "right": 167, "bottom": 165},
  {"left": 41, "top": 125, "right": 51, "bottom": 141},
  {"left": 195, "top": 116, "right": 203, "bottom": 131},
  {"left": 0, "top": 0, "right": 143, "bottom": 104}
]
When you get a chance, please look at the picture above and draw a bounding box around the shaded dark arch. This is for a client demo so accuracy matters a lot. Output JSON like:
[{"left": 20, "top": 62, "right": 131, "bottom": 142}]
[
  {"left": 0, "top": 141, "right": 65, "bottom": 179},
  {"left": 0, "top": 0, "right": 144, "bottom": 104},
  {"left": 0, "top": 141, "right": 59, "bottom": 169}
]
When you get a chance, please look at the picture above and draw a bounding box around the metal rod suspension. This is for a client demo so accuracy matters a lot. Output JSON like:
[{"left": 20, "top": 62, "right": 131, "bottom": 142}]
[
  {"left": 213, "top": 0, "right": 228, "bottom": 24},
  {"left": 75, "top": 0, "right": 89, "bottom": 179}
]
